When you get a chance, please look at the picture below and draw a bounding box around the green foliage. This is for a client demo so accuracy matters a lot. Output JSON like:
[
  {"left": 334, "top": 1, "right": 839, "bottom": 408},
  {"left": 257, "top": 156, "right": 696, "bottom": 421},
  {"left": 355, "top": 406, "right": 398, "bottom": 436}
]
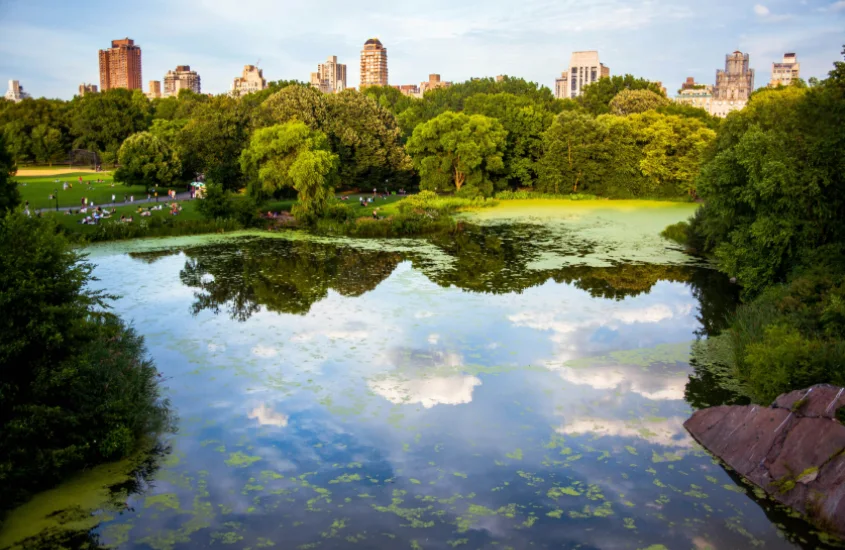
[
  {"left": 464, "top": 93, "right": 553, "bottom": 189},
  {"left": 0, "top": 132, "right": 20, "bottom": 215},
  {"left": 240, "top": 122, "right": 339, "bottom": 223},
  {"left": 0, "top": 213, "right": 171, "bottom": 507},
  {"left": 196, "top": 181, "right": 232, "bottom": 220},
  {"left": 0, "top": 97, "right": 72, "bottom": 164},
  {"left": 536, "top": 111, "right": 609, "bottom": 194},
  {"left": 578, "top": 75, "right": 665, "bottom": 115},
  {"left": 660, "top": 221, "right": 690, "bottom": 246},
  {"left": 70, "top": 89, "right": 151, "bottom": 161},
  {"left": 609, "top": 89, "right": 670, "bottom": 116},
  {"left": 494, "top": 190, "right": 597, "bottom": 200},
  {"left": 405, "top": 111, "right": 507, "bottom": 197},
  {"left": 114, "top": 132, "right": 182, "bottom": 189}
]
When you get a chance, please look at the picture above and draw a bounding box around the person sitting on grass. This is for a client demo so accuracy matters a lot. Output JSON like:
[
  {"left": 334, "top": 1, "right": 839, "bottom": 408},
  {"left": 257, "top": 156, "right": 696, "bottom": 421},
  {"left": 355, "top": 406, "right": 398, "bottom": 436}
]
[
  {"left": 372, "top": 209, "right": 379, "bottom": 220},
  {"left": 120, "top": 215, "right": 126, "bottom": 222},
  {"left": 141, "top": 210, "right": 152, "bottom": 217}
]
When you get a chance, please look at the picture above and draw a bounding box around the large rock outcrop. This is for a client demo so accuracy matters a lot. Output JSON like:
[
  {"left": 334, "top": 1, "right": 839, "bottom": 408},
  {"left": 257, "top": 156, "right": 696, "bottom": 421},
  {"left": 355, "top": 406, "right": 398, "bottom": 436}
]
[{"left": 684, "top": 384, "right": 845, "bottom": 538}]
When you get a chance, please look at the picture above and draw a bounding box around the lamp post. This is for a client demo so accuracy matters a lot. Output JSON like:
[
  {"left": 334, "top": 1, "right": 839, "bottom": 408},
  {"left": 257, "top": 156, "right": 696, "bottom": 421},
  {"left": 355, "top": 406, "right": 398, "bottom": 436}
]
[{"left": 53, "top": 188, "right": 59, "bottom": 212}]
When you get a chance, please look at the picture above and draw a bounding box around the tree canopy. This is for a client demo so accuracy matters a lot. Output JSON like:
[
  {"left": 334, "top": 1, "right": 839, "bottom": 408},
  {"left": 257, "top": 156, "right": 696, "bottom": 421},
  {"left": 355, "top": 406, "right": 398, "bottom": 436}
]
[
  {"left": 405, "top": 111, "right": 507, "bottom": 197},
  {"left": 114, "top": 131, "right": 182, "bottom": 189},
  {"left": 578, "top": 74, "right": 665, "bottom": 115},
  {"left": 609, "top": 89, "right": 670, "bottom": 115}
]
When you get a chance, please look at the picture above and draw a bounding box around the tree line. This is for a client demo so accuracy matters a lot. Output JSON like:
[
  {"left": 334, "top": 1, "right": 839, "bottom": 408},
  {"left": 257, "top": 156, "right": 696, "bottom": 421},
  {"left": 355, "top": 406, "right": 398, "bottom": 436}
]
[{"left": 1, "top": 73, "right": 723, "bottom": 207}]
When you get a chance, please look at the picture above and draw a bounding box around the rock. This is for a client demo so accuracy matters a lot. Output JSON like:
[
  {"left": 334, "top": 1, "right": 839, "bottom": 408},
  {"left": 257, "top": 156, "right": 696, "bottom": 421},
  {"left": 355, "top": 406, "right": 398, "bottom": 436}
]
[{"left": 684, "top": 384, "right": 845, "bottom": 540}]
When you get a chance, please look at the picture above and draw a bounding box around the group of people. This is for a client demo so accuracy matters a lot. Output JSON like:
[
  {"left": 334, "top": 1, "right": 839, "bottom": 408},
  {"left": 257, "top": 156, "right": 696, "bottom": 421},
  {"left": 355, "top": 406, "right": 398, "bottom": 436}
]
[{"left": 77, "top": 205, "right": 117, "bottom": 224}]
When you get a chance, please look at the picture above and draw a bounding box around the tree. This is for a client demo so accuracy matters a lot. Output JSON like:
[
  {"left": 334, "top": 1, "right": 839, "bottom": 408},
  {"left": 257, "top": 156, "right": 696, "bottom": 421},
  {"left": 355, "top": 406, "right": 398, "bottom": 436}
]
[
  {"left": 30, "top": 124, "right": 64, "bottom": 165},
  {"left": 537, "top": 111, "right": 610, "bottom": 194},
  {"left": 114, "top": 132, "right": 182, "bottom": 189},
  {"left": 609, "top": 89, "right": 670, "bottom": 115},
  {"left": 578, "top": 75, "right": 665, "bottom": 115},
  {"left": 70, "top": 89, "right": 151, "bottom": 162},
  {"left": 405, "top": 111, "right": 507, "bottom": 197},
  {"left": 0, "top": 213, "right": 171, "bottom": 507},
  {"left": 240, "top": 122, "right": 339, "bottom": 221},
  {"left": 179, "top": 95, "right": 249, "bottom": 190},
  {"left": 196, "top": 181, "right": 232, "bottom": 220},
  {"left": 464, "top": 93, "right": 553, "bottom": 189},
  {"left": 0, "top": 132, "right": 19, "bottom": 215}
]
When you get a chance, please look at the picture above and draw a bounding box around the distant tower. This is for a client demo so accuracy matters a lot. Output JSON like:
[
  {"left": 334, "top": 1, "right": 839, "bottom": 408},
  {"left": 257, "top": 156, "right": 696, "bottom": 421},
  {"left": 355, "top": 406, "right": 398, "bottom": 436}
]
[
  {"left": 78, "top": 83, "right": 98, "bottom": 96},
  {"left": 163, "top": 65, "right": 202, "bottom": 97},
  {"left": 5, "top": 80, "right": 31, "bottom": 102},
  {"left": 713, "top": 51, "right": 754, "bottom": 101},
  {"left": 98, "top": 38, "right": 143, "bottom": 91},
  {"left": 360, "top": 38, "right": 388, "bottom": 88},
  {"left": 555, "top": 51, "right": 609, "bottom": 99},
  {"left": 310, "top": 56, "right": 347, "bottom": 94}
]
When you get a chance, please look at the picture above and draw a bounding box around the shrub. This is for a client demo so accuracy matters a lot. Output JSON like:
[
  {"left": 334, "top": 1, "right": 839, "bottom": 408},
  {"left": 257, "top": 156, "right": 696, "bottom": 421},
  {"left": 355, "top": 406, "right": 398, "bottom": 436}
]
[
  {"left": 660, "top": 221, "right": 689, "bottom": 246},
  {"left": 495, "top": 190, "right": 598, "bottom": 201},
  {"left": 0, "top": 213, "right": 172, "bottom": 508},
  {"left": 196, "top": 181, "right": 232, "bottom": 220}
]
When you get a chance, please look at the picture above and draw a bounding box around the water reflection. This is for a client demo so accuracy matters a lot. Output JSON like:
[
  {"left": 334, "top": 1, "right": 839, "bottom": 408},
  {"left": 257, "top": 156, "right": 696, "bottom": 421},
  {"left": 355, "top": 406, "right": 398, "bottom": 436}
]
[{"left": 9, "top": 220, "right": 838, "bottom": 550}]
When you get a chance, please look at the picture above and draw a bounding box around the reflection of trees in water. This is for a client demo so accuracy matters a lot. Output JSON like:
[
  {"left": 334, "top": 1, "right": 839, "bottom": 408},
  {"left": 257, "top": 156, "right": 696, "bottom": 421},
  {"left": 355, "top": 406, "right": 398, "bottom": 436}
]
[
  {"left": 162, "top": 226, "right": 738, "bottom": 330},
  {"left": 8, "top": 443, "right": 171, "bottom": 550},
  {"left": 178, "top": 238, "right": 403, "bottom": 320},
  {"left": 127, "top": 249, "right": 182, "bottom": 264}
]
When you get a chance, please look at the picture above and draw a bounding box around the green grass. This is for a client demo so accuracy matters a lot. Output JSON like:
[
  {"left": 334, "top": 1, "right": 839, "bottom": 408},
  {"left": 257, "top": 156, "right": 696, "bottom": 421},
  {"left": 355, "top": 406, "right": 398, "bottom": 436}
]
[
  {"left": 43, "top": 200, "right": 202, "bottom": 235},
  {"left": 15, "top": 172, "right": 183, "bottom": 211}
]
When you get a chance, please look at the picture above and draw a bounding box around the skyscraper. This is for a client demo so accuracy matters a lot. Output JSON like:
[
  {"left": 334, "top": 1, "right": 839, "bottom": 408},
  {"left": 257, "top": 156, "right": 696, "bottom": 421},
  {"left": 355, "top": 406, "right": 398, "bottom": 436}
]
[
  {"left": 310, "top": 56, "right": 347, "bottom": 94},
  {"left": 4, "top": 80, "right": 30, "bottom": 103},
  {"left": 98, "top": 38, "right": 142, "bottom": 91},
  {"left": 147, "top": 80, "right": 162, "bottom": 99},
  {"left": 78, "top": 83, "right": 98, "bottom": 96},
  {"left": 555, "top": 51, "right": 609, "bottom": 99},
  {"left": 163, "top": 65, "right": 202, "bottom": 97},
  {"left": 769, "top": 53, "right": 800, "bottom": 87},
  {"left": 360, "top": 38, "right": 388, "bottom": 88}
]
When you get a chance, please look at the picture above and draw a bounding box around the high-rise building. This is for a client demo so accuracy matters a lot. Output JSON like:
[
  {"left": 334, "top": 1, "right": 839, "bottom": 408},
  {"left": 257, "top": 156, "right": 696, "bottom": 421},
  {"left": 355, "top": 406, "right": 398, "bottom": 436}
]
[
  {"left": 4, "top": 80, "right": 31, "bottom": 103},
  {"left": 163, "top": 65, "right": 201, "bottom": 97},
  {"left": 230, "top": 65, "right": 267, "bottom": 98},
  {"left": 147, "top": 80, "right": 162, "bottom": 99},
  {"left": 419, "top": 74, "right": 451, "bottom": 95},
  {"left": 555, "top": 51, "right": 610, "bottom": 99},
  {"left": 360, "top": 38, "right": 388, "bottom": 88},
  {"left": 98, "top": 38, "right": 142, "bottom": 91},
  {"left": 78, "top": 83, "right": 98, "bottom": 96},
  {"left": 310, "top": 56, "right": 347, "bottom": 94},
  {"left": 393, "top": 84, "right": 420, "bottom": 97},
  {"left": 769, "top": 53, "right": 800, "bottom": 87},
  {"left": 711, "top": 51, "right": 755, "bottom": 117}
]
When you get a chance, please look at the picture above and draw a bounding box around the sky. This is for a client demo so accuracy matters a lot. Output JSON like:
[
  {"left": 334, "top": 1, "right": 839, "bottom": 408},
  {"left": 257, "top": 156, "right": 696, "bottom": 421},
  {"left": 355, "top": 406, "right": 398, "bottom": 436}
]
[{"left": 0, "top": 0, "right": 843, "bottom": 100}]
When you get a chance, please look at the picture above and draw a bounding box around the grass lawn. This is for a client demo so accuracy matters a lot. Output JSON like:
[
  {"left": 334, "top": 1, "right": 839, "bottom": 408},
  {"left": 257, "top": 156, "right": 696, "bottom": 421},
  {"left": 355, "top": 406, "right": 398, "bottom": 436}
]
[
  {"left": 15, "top": 172, "right": 184, "bottom": 211},
  {"left": 338, "top": 193, "right": 406, "bottom": 217},
  {"left": 43, "top": 200, "right": 202, "bottom": 235}
]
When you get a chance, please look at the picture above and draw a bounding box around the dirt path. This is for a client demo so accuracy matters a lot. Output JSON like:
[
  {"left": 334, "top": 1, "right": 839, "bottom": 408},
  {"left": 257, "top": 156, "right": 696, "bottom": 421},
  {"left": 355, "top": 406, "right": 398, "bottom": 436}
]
[{"left": 17, "top": 168, "right": 106, "bottom": 176}]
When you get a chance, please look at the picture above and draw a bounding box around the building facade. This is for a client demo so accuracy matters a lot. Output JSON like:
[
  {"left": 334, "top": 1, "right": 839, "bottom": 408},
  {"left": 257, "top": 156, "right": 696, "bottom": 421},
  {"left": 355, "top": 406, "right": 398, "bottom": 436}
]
[
  {"left": 4, "top": 80, "right": 31, "bottom": 102},
  {"left": 769, "top": 53, "right": 800, "bottom": 87},
  {"left": 419, "top": 74, "right": 451, "bottom": 95},
  {"left": 78, "top": 83, "right": 98, "bottom": 96},
  {"left": 393, "top": 84, "right": 420, "bottom": 97},
  {"left": 555, "top": 51, "right": 609, "bottom": 99},
  {"left": 98, "top": 38, "right": 142, "bottom": 91},
  {"left": 147, "top": 80, "right": 162, "bottom": 99},
  {"left": 360, "top": 38, "right": 388, "bottom": 88},
  {"left": 310, "top": 56, "right": 347, "bottom": 94},
  {"left": 163, "top": 65, "right": 201, "bottom": 97},
  {"left": 710, "top": 51, "right": 755, "bottom": 117},
  {"left": 674, "top": 80, "right": 714, "bottom": 113},
  {"left": 230, "top": 65, "right": 267, "bottom": 98}
]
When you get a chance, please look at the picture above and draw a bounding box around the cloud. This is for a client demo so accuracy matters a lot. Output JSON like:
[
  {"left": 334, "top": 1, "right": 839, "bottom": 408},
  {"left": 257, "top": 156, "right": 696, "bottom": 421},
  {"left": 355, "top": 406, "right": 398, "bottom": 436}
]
[
  {"left": 248, "top": 404, "right": 289, "bottom": 427},
  {"left": 828, "top": 0, "right": 845, "bottom": 10},
  {"left": 369, "top": 375, "right": 482, "bottom": 408},
  {"left": 556, "top": 416, "right": 693, "bottom": 448},
  {"left": 251, "top": 345, "right": 279, "bottom": 358},
  {"left": 553, "top": 365, "right": 687, "bottom": 401},
  {"left": 753, "top": 4, "right": 770, "bottom": 16}
]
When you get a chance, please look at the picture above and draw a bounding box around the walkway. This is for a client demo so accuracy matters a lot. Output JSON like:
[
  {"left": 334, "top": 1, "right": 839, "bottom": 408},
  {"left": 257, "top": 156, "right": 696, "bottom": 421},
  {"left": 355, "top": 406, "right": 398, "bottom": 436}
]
[{"left": 37, "top": 191, "right": 195, "bottom": 214}]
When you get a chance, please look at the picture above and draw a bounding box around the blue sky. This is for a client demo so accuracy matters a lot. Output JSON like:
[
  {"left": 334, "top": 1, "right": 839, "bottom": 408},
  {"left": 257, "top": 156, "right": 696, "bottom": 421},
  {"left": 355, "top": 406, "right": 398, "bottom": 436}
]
[{"left": 0, "top": 0, "right": 842, "bottom": 99}]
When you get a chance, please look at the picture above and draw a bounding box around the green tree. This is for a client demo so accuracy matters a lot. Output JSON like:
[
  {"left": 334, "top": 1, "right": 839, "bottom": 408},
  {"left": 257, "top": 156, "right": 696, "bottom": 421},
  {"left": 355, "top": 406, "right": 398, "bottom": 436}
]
[
  {"left": 0, "top": 132, "right": 19, "bottom": 215},
  {"left": 240, "top": 122, "right": 339, "bottom": 221},
  {"left": 70, "top": 89, "right": 151, "bottom": 162},
  {"left": 30, "top": 124, "right": 65, "bottom": 165},
  {"left": 0, "top": 213, "right": 171, "bottom": 507},
  {"left": 578, "top": 75, "right": 665, "bottom": 115},
  {"left": 179, "top": 95, "right": 249, "bottom": 190},
  {"left": 609, "top": 89, "right": 670, "bottom": 115},
  {"left": 196, "top": 181, "right": 232, "bottom": 220},
  {"left": 405, "top": 111, "right": 507, "bottom": 197},
  {"left": 114, "top": 131, "right": 182, "bottom": 188},
  {"left": 464, "top": 93, "right": 553, "bottom": 189},
  {"left": 537, "top": 111, "right": 610, "bottom": 194}
]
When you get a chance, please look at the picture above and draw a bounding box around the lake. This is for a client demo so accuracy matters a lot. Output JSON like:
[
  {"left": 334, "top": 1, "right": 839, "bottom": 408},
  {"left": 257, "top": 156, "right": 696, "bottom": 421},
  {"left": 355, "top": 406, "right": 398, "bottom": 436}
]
[{"left": 1, "top": 202, "right": 836, "bottom": 550}]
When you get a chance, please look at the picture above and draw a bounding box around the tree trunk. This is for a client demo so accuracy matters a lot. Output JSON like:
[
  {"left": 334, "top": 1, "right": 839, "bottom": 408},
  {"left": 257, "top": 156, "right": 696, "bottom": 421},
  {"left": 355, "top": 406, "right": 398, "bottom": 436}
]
[
  {"left": 573, "top": 171, "right": 581, "bottom": 193},
  {"left": 455, "top": 170, "right": 465, "bottom": 191}
]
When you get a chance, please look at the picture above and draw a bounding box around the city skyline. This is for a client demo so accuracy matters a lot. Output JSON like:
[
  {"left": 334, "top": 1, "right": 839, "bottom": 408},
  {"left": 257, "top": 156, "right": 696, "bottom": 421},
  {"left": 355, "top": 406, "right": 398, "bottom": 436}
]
[{"left": 0, "top": 0, "right": 843, "bottom": 99}]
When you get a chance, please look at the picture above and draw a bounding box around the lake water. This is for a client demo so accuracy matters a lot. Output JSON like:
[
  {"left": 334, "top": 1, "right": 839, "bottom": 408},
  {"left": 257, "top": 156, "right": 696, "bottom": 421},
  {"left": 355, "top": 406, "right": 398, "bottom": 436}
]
[{"left": 1, "top": 202, "right": 837, "bottom": 550}]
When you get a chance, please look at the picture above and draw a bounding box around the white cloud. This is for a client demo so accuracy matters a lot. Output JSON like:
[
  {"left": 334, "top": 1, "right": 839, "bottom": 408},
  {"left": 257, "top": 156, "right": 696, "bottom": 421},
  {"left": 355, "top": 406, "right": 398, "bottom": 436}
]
[
  {"left": 369, "top": 375, "right": 482, "bottom": 408},
  {"left": 557, "top": 416, "right": 692, "bottom": 448},
  {"left": 248, "top": 404, "right": 289, "bottom": 427},
  {"left": 754, "top": 4, "right": 770, "bottom": 16},
  {"left": 428, "top": 333, "right": 440, "bottom": 344},
  {"left": 830, "top": 0, "right": 845, "bottom": 10},
  {"left": 554, "top": 365, "right": 687, "bottom": 401},
  {"left": 251, "top": 345, "right": 279, "bottom": 358}
]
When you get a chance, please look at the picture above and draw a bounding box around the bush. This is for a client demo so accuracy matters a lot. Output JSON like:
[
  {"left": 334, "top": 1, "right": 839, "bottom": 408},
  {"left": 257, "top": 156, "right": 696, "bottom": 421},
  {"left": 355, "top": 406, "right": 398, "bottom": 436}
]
[
  {"left": 0, "top": 213, "right": 172, "bottom": 508},
  {"left": 660, "top": 221, "right": 689, "bottom": 246},
  {"left": 495, "top": 190, "right": 598, "bottom": 201},
  {"left": 196, "top": 181, "right": 232, "bottom": 220}
]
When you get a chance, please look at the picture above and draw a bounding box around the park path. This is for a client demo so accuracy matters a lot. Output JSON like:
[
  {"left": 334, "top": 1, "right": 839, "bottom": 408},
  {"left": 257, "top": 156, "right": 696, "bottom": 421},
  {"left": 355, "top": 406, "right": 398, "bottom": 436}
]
[{"left": 38, "top": 191, "right": 195, "bottom": 213}]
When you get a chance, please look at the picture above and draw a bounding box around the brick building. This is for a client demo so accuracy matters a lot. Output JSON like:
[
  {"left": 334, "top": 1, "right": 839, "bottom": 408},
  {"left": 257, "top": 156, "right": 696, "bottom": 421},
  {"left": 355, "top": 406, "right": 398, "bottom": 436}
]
[{"left": 98, "top": 38, "right": 142, "bottom": 91}]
